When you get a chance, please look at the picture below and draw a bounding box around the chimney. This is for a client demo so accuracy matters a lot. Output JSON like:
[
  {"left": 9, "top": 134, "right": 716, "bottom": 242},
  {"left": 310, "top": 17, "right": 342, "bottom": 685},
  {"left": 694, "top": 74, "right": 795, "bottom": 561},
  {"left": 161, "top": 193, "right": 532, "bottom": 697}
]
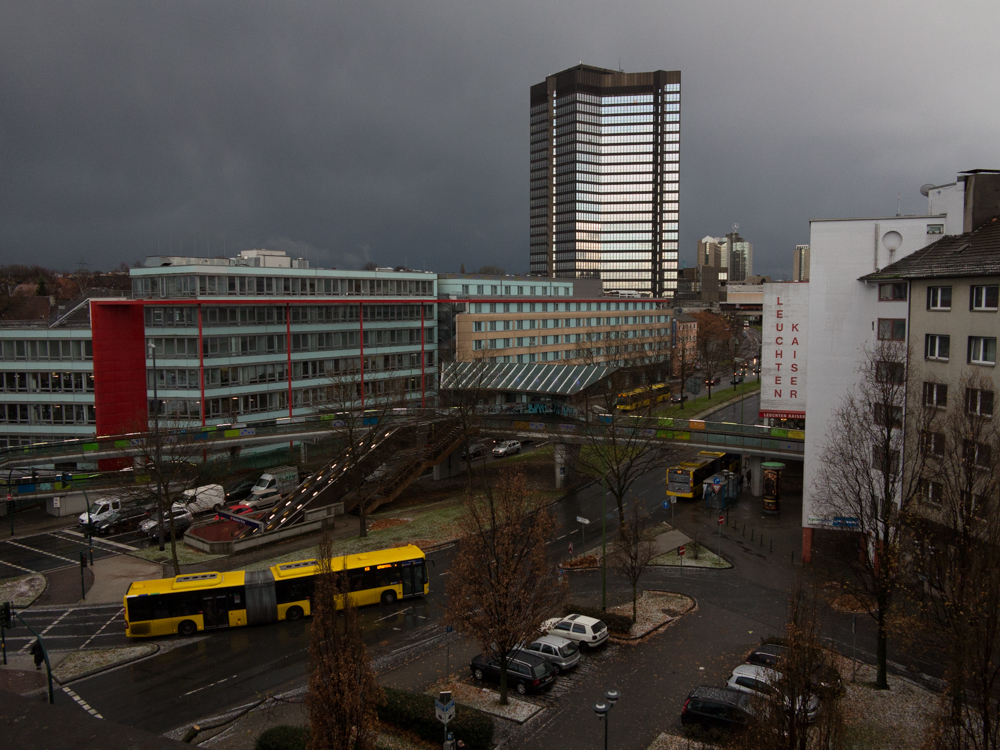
[{"left": 962, "top": 170, "right": 1000, "bottom": 233}]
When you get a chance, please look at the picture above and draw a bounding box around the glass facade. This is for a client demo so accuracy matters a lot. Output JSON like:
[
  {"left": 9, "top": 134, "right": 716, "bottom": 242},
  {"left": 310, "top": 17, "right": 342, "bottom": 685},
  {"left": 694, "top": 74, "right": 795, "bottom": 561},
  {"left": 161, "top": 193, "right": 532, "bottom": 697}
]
[{"left": 530, "top": 66, "right": 681, "bottom": 298}]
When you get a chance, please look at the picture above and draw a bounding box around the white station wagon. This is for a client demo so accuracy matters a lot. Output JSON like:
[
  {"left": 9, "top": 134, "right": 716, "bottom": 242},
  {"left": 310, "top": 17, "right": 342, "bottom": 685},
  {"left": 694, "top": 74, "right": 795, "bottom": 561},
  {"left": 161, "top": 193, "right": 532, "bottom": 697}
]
[{"left": 541, "top": 613, "right": 609, "bottom": 649}]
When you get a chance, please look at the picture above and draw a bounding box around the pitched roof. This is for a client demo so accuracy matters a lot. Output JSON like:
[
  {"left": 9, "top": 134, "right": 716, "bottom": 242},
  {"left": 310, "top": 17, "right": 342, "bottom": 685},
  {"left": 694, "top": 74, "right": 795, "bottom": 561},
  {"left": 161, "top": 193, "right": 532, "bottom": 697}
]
[{"left": 861, "top": 217, "right": 1000, "bottom": 280}]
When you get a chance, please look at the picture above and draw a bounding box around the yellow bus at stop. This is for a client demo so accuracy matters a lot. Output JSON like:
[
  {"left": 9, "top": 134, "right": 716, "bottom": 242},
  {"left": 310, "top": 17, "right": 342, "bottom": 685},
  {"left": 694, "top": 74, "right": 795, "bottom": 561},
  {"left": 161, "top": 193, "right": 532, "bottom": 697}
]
[{"left": 124, "top": 545, "right": 428, "bottom": 638}]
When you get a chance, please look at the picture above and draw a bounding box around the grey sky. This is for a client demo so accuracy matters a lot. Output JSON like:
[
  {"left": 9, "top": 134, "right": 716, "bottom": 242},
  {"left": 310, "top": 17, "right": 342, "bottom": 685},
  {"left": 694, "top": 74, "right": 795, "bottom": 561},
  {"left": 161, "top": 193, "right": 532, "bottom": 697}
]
[{"left": 2, "top": 1, "right": 997, "bottom": 279}]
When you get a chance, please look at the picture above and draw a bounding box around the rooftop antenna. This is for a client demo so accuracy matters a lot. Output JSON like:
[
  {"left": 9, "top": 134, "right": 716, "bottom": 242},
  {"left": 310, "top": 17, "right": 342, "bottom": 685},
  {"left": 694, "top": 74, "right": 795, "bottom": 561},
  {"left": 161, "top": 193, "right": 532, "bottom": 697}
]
[
  {"left": 618, "top": 56, "right": 623, "bottom": 73},
  {"left": 896, "top": 193, "right": 901, "bottom": 216}
]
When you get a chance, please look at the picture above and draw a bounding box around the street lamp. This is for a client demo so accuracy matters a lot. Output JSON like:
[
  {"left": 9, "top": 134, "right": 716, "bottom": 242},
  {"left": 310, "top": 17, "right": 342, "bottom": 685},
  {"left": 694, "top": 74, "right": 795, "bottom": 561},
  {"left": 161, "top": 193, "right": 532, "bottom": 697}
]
[
  {"left": 593, "top": 688, "right": 621, "bottom": 750},
  {"left": 62, "top": 474, "right": 94, "bottom": 566},
  {"left": 148, "top": 342, "right": 165, "bottom": 552}
]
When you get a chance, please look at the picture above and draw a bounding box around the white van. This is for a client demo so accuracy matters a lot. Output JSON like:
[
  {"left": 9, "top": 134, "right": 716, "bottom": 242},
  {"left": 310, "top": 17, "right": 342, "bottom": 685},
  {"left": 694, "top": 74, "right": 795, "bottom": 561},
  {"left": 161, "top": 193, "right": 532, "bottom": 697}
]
[
  {"left": 248, "top": 466, "right": 299, "bottom": 503},
  {"left": 171, "top": 484, "right": 225, "bottom": 514},
  {"left": 78, "top": 497, "right": 123, "bottom": 528}
]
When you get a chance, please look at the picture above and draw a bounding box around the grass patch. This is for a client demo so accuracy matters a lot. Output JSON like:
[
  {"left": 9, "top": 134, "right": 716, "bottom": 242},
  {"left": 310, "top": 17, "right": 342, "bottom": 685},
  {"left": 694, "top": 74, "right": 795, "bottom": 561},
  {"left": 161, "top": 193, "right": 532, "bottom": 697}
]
[
  {"left": 498, "top": 444, "right": 553, "bottom": 465},
  {"left": 655, "top": 379, "right": 760, "bottom": 419},
  {"left": 129, "top": 543, "right": 228, "bottom": 566},
  {"left": 651, "top": 541, "right": 729, "bottom": 568},
  {"left": 246, "top": 500, "right": 468, "bottom": 571},
  {"left": 0, "top": 573, "right": 46, "bottom": 607}
]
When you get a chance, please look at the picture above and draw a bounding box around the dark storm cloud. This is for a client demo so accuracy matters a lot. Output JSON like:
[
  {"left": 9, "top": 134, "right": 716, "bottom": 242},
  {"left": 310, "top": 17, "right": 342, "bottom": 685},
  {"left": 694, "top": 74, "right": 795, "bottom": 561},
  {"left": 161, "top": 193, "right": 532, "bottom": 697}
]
[{"left": 2, "top": 0, "right": 997, "bottom": 276}]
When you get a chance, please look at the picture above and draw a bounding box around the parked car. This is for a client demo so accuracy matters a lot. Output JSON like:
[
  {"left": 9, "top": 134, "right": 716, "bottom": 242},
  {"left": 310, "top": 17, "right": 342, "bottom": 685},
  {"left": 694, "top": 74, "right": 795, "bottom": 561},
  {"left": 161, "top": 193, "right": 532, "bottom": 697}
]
[
  {"left": 746, "top": 643, "right": 843, "bottom": 697},
  {"left": 462, "top": 441, "right": 495, "bottom": 460},
  {"left": 469, "top": 650, "right": 555, "bottom": 695},
  {"left": 243, "top": 488, "right": 282, "bottom": 510},
  {"left": 541, "top": 614, "right": 609, "bottom": 650},
  {"left": 78, "top": 496, "right": 124, "bottom": 528},
  {"left": 140, "top": 508, "right": 194, "bottom": 539},
  {"left": 248, "top": 466, "right": 300, "bottom": 504},
  {"left": 520, "top": 635, "right": 581, "bottom": 674},
  {"left": 93, "top": 506, "right": 152, "bottom": 536},
  {"left": 214, "top": 504, "right": 254, "bottom": 521},
  {"left": 171, "top": 484, "right": 225, "bottom": 514},
  {"left": 681, "top": 686, "right": 756, "bottom": 734},
  {"left": 726, "top": 664, "right": 820, "bottom": 722},
  {"left": 224, "top": 477, "right": 258, "bottom": 503},
  {"left": 492, "top": 440, "right": 521, "bottom": 458}
]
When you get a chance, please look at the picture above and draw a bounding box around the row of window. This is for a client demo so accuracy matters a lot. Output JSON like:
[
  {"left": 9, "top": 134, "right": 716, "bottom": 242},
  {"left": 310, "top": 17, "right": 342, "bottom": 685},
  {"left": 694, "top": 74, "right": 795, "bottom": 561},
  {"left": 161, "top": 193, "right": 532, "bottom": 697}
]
[
  {"left": 472, "top": 328, "right": 670, "bottom": 350},
  {"left": 469, "top": 301, "right": 665, "bottom": 314},
  {"left": 921, "top": 383, "right": 994, "bottom": 416},
  {"left": 456, "top": 284, "right": 570, "bottom": 297},
  {"left": 878, "top": 282, "right": 999, "bottom": 311},
  {"left": 0, "top": 371, "right": 94, "bottom": 394},
  {"left": 473, "top": 316, "right": 666, "bottom": 331},
  {"left": 145, "top": 304, "right": 434, "bottom": 327},
  {"left": 924, "top": 334, "right": 997, "bottom": 365},
  {"left": 133, "top": 275, "right": 434, "bottom": 299},
  {"left": 146, "top": 328, "right": 435, "bottom": 360},
  {"left": 0, "top": 339, "right": 93, "bottom": 362},
  {"left": 0, "top": 403, "right": 96, "bottom": 425}
]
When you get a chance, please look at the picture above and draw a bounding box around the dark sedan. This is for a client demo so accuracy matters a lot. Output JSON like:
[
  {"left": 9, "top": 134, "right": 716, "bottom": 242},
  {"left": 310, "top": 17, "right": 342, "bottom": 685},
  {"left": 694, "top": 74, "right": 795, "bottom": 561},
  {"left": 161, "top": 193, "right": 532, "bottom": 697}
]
[
  {"left": 470, "top": 650, "right": 555, "bottom": 695},
  {"left": 93, "top": 506, "right": 153, "bottom": 536}
]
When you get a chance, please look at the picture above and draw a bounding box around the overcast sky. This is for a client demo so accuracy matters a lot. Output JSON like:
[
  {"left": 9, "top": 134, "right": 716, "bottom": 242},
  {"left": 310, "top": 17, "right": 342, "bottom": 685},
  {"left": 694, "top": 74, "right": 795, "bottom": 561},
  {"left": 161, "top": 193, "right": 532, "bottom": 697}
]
[{"left": 2, "top": 1, "right": 997, "bottom": 279}]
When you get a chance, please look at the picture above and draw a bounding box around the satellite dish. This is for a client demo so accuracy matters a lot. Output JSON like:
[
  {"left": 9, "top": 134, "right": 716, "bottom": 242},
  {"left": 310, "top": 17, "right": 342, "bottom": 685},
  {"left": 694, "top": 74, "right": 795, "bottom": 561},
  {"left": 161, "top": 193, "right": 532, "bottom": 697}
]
[
  {"left": 882, "top": 231, "right": 903, "bottom": 252},
  {"left": 920, "top": 184, "right": 935, "bottom": 197}
]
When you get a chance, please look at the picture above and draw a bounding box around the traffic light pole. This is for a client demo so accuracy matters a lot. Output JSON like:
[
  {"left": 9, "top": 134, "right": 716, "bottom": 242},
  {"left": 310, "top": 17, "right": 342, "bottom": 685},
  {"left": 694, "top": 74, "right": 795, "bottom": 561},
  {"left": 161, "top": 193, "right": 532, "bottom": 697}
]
[{"left": 14, "top": 612, "right": 54, "bottom": 704}]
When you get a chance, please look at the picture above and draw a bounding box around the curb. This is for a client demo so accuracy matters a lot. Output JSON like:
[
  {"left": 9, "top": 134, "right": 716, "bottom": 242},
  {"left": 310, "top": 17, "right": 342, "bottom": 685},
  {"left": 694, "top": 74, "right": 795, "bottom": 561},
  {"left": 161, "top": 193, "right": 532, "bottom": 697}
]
[
  {"left": 608, "top": 591, "right": 698, "bottom": 642},
  {"left": 657, "top": 383, "right": 761, "bottom": 421}
]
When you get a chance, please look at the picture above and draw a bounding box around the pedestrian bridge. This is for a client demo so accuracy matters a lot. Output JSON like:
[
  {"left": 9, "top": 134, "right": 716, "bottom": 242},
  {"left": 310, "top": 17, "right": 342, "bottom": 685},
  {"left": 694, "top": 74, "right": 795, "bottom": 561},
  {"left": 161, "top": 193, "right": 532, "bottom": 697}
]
[{"left": 0, "top": 409, "right": 804, "bottom": 499}]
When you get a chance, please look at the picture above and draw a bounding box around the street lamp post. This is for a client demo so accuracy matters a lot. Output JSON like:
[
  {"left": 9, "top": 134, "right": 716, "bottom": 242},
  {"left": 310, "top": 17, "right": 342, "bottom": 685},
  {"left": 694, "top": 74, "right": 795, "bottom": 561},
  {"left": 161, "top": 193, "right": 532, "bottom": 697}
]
[
  {"left": 593, "top": 688, "right": 621, "bottom": 750},
  {"left": 62, "top": 474, "right": 94, "bottom": 566},
  {"left": 601, "top": 479, "right": 608, "bottom": 611}
]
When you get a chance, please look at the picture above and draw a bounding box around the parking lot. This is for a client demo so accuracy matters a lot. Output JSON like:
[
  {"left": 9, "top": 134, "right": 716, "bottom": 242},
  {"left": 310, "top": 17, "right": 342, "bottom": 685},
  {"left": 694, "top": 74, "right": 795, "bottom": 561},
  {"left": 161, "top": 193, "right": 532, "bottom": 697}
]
[{"left": 0, "top": 531, "right": 130, "bottom": 577}]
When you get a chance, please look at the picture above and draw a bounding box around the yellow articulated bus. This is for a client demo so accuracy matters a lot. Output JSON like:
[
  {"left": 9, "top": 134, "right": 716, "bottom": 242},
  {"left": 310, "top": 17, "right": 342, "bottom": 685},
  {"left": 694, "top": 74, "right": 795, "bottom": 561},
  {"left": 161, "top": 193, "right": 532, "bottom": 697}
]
[
  {"left": 616, "top": 383, "right": 669, "bottom": 411},
  {"left": 124, "top": 544, "right": 428, "bottom": 638},
  {"left": 666, "top": 451, "right": 737, "bottom": 500}
]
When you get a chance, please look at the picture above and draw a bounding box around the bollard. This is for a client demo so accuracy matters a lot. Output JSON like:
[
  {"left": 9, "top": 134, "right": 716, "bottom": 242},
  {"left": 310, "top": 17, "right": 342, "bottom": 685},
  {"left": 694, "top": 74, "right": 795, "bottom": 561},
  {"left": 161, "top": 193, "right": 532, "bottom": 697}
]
[{"left": 182, "top": 725, "right": 201, "bottom": 744}]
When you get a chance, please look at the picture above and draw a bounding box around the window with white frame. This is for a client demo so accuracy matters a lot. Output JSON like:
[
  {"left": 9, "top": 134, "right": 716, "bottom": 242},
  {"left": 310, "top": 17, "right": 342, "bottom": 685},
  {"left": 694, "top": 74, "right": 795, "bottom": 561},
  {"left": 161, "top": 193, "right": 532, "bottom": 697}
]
[
  {"left": 966, "top": 387, "right": 994, "bottom": 417},
  {"left": 919, "top": 478, "right": 944, "bottom": 505},
  {"left": 925, "top": 334, "right": 950, "bottom": 361},
  {"left": 971, "top": 285, "right": 999, "bottom": 311},
  {"left": 927, "top": 286, "right": 952, "bottom": 310},
  {"left": 921, "top": 430, "right": 946, "bottom": 456},
  {"left": 923, "top": 382, "right": 948, "bottom": 408},
  {"left": 968, "top": 336, "right": 997, "bottom": 365}
]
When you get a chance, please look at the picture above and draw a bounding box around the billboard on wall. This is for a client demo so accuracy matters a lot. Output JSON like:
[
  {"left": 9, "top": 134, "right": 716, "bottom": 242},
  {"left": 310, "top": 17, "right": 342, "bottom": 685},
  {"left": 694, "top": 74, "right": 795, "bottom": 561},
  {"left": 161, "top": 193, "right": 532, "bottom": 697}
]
[{"left": 759, "top": 283, "right": 808, "bottom": 419}]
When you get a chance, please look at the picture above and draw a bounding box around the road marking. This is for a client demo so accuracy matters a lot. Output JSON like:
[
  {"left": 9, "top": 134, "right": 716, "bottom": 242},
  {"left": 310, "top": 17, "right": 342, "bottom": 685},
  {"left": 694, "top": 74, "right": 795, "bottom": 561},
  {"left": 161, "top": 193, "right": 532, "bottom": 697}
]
[
  {"left": 437, "top": 571, "right": 449, "bottom": 576},
  {"left": 79, "top": 608, "right": 124, "bottom": 650},
  {"left": 556, "top": 535, "right": 566, "bottom": 540},
  {"left": 19, "top": 608, "right": 73, "bottom": 652},
  {"left": 3, "top": 539, "right": 78, "bottom": 564},
  {"left": 183, "top": 674, "right": 236, "bottom": 697},
  {"left": 0, "top": 558, "right": 35, "bottom": 574},
  {"left": 62, "top": 686, "right": 103, "bottom": 718},
  {"left": 56, "top": 530, "right": 135, "bottom": 551},
  {"left": 375, "top": 607, "right": 411, "bottom": 623}
]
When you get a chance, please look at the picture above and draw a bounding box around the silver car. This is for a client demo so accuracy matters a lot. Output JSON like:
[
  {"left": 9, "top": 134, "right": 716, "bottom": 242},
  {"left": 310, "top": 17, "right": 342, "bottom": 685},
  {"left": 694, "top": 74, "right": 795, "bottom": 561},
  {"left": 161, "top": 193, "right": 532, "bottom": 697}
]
[{"left": 522, "top": 634, "right": 581, "bottom": 674}]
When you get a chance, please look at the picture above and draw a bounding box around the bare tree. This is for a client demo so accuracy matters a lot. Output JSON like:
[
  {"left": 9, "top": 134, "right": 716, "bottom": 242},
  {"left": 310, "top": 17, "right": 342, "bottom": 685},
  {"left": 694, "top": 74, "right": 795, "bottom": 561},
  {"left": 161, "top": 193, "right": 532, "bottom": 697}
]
[
  {"left": 445, "top": 468, "right": 562, "bottom": 705},
  {"left": 116, "top": 411, "right": 205, "bottom": 575},
  {"left": 611, "top": 500, "right": 657, "bottom": 623},
  {"left": 691, "top": 311, "right": 730, "bottom": 399},
  {"left": 911, "top": 370, "right": 1000, "bottom": 749},
  {"left": 476, "top": 265, "right": 506, "bottom": 275},
  {"left": 813, "top": 341, "right": 932, "bottom": 689},
  {"left": 731, "top": 583, "right": 844, "bottom": 750},
  {"left": 306, "top": 536, "right": 383, "bottom": 750}
]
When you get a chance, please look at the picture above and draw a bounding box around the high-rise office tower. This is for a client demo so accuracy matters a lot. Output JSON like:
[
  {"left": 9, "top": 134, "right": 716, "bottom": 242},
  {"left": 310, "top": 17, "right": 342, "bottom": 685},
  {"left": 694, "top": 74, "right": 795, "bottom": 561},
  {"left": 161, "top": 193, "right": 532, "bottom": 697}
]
[
  {"left": 697, "top": 236, "right": 725, "bottom": 280},
  {"left": 793, "top": 244, "right": 810, "bottom": 281},
  {"left": 722, "top": 230, "right": 753, "bottom": 282},
  {"left": 529, "top": 64, "right": 681, "bottom": 297}
]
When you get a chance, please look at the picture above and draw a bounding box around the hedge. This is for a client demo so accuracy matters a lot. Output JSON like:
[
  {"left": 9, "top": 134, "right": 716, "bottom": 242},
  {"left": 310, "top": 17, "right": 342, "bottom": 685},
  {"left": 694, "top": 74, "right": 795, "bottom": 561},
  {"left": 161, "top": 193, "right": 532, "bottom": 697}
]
[
  {"left": 564, "top": 603, "right": 633, "bottom": 635},
  {"left": 255, "top": 725, "right": 310, "bottom": 750},
  {"left": 379, "top": 687, "right": 493, "bottom": 750}
]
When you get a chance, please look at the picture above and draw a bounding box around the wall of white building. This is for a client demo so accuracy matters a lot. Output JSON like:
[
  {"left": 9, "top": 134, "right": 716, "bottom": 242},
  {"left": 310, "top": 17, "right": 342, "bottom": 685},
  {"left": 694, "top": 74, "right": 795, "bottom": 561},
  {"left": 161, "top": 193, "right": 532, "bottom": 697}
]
[{"left": 802, "top": 211, "right": 955, "bottom": 542}]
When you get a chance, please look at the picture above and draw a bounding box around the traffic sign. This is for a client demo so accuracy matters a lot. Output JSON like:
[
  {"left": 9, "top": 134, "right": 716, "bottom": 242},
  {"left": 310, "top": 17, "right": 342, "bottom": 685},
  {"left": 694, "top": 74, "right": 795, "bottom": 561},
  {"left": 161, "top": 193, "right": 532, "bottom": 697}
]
[
  {"left": 678, "top": 545, "right": 686, "bottom": 556},
  {"left": 662, "top": 501, "right": 669, "bottom": 510},
  {"left": 718, "top": 514, "right": 724, "bottom": 525},
  {"left": 576, "top": 516, "right": 590, "bottom": 525},
  {"left": 712, "top": 476, "right": 723, "bottom": 485},
  {"left": 435, "top": 691, "right": 456, "bottom": 725}
]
